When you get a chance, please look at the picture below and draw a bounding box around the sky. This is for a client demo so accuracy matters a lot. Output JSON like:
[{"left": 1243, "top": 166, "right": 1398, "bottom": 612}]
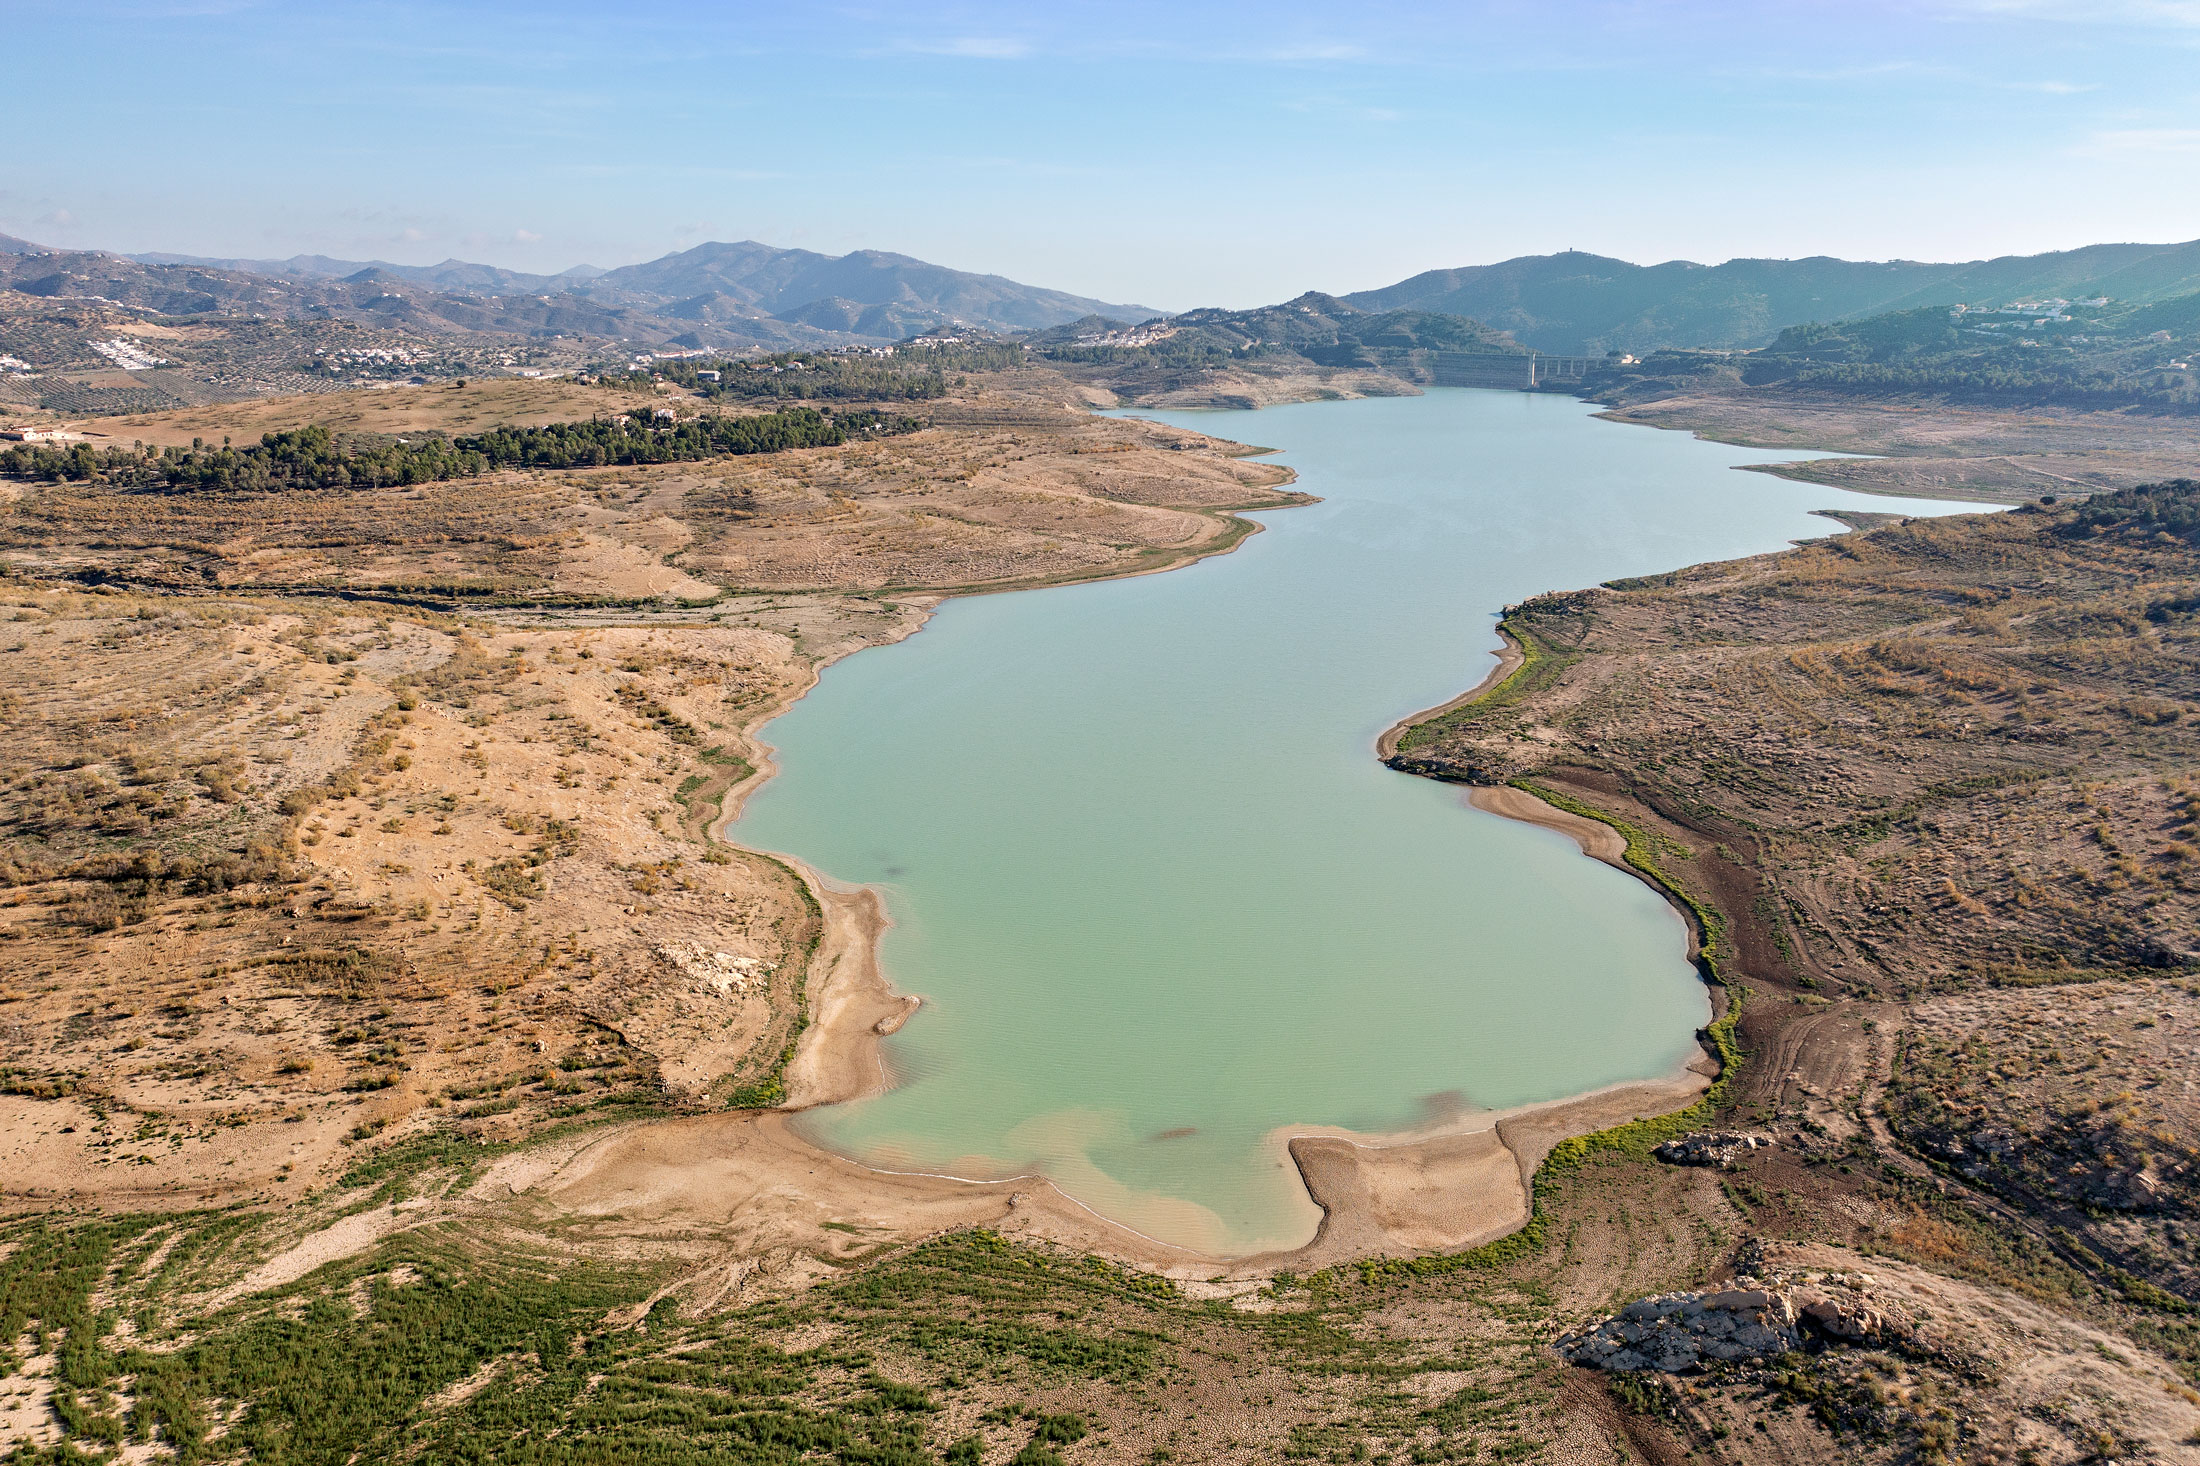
[{"left": 6, "top": 0, "right": 2200, "bottom": 311}]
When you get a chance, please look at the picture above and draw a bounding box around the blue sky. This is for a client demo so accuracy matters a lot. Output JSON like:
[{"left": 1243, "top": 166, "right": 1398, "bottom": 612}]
[{"left": 7, "top": 0, "right": 2200, "bottom": 310}]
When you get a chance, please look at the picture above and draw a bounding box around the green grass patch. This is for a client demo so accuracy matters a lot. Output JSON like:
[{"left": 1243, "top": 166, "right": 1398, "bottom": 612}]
[{"left": 1393, "top": 621, "right": 1576, "bottom": 754}]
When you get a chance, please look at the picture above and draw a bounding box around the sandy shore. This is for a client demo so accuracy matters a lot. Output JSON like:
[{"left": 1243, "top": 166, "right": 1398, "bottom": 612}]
[
  {"left": 1466, "top": 785, "right": 1630, "bottom": 870},
  {"left": 508, "top": 1043, "right": 1714, "bottom": 1281},
  {"left": 1375, "top": 627, "right": 1525, "bottom": 759}
]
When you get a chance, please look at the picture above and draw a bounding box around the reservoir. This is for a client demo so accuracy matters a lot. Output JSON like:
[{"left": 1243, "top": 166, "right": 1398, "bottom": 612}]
[{"left": 733, "top": 389, "right": 1975, "bottom": 1254}]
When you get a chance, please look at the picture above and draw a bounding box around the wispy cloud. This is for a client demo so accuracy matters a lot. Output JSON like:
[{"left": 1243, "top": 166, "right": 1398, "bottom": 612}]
[
  {"left": 1279, "top": 96, "right": 1407, "bottom": 125},
  {"left": 900, "top": 36, "right": 1033, "bottom": 60},
  {"left": 1258, "top": 42, "right": 1368, "bottom": 62}
]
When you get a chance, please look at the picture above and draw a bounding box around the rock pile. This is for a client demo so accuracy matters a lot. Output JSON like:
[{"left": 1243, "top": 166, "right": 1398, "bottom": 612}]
[
  {"left": 1797, "top": 1285, "right": 1913, "bottom": 1347},
  {"left": 657, "top": 942, "right": 770, "bottom": 996},
  {"left": 1558, "top": 1288, "right": 1800, "bottom": 1372},
  {"left": 1558, "top": 1269, "right": 1915, "bottom": 1374},
  {"left": 1652, "top": 1131, "right": 1769, "bottom": 1169}
]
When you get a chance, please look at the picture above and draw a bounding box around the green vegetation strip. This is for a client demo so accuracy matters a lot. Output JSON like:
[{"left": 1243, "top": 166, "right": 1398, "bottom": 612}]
[
  {"left": 1391, "top": 621, "right": 1577, "bottom": 754},
  {"left": 640, "top": 342, "right": 1027, "bottom": 404},
  {"left": 717, "top": 853, "right": 824, "bottom": 1111},
  {"left": 1, "top": 408, "right": 921, "bottom": 492}
]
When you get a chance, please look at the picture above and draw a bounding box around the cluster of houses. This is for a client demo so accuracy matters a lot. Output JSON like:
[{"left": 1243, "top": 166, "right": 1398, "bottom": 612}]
[
  {"left": 87, "top": 337, "right": 167, "bottom": 371},
  {"left": 1056, "top": 321, "right": 1174, "bottom": 349}
]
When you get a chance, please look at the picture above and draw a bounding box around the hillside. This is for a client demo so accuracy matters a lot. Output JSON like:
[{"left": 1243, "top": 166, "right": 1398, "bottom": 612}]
[
  {"left": 0, "top": 250, "right": 797, "bottom": 351},
  {"left": 1732, "top": 291, "right": 2200, "bottom": 410},
  {"left": 0, "top": 237, "right": 1166, "bottom": 418},
  {"left": 118, "top": 238, "right": 1153, "bottom": 338},
  {"left": 1033, "top": 291, "right": 1528, "bottom": 407},
  {"left": 1347, "top": 239, "right": 2200, "bottom": 355},
  {"left": 571, "top": 240, "right": 1155, "bottom": 332}
]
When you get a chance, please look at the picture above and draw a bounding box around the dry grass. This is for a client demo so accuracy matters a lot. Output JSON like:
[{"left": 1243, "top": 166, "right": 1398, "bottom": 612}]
[{"left": 79, "top": 377, "right": 667, "bottom": 447}]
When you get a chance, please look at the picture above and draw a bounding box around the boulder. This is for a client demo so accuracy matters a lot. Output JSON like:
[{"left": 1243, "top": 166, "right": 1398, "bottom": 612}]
[{"left": 1797, "top": 1293, "right": 1913, "bottom": 1347}]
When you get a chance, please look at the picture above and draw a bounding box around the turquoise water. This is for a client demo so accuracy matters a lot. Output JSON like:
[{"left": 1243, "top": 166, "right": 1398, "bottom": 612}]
[{"left": 733, "top": 390, "right": 1979, "bottom": 1253}]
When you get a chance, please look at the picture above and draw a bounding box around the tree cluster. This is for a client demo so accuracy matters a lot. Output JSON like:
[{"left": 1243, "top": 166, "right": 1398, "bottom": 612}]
[
  {"left": 0, "top": 408, "right": 921, "bottom": 492},
  {"left": 621, "top": 343, "right": 1022, "bottom": 404},
  {"left": 0, "top": 427, "right": 486, "bottom": 492},
  {"left": 459, "top": 407, "right": 917, "bottom": 469},
  {"left": 2059, "top": 478, "right": 2200, "bottom": 549}
]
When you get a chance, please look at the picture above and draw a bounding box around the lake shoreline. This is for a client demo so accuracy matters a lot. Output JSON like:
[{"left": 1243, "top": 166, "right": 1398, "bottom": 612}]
[
  {"left": 646, "top": 401, "right": 1741, "bottom": 1273},
  {"left": 1375, "top": 625, "right": 1526, "bottom": 760}
]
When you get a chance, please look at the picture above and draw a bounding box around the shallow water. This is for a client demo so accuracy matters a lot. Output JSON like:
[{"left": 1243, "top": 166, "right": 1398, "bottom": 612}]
[{"left": 733, "top": 389, "right": 1980, "bottom": 1253}]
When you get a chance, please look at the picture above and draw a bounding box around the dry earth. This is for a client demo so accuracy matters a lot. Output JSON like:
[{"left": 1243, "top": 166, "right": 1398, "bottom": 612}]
[
  {"left": 8, "top": 372, "right": 2200, "bottom": 1464},
  {"left": 1602, "top": 388, "right": 2200, "bottom": 504}
]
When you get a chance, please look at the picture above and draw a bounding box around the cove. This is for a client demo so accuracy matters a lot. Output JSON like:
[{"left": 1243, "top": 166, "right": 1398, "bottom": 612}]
[{"left": 733, "top": 389, "right": 1977, "bottom": 1254}]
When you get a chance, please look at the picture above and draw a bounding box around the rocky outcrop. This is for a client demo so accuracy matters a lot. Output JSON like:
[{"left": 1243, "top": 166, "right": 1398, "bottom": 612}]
[
  {"left": 1653, "top": 1130, "right": 1769, "bottom": 1169},
  {"left": 1557, "top": 1288, "right": 1800, "bottom": 1372},
  {"left": 1557, "top": 1268, "right": 1914, "bottom": 1374}
]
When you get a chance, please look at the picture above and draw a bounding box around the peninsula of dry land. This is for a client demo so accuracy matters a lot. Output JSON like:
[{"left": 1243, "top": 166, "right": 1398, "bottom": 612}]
[{"left": 1388, "top": 474, "right": 2200, "bottom": 1460}]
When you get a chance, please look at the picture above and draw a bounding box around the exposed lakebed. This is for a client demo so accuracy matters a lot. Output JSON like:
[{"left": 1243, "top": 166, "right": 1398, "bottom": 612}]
[{"left": 734, "top": 390, "right": 1977, "bottom": 1253}]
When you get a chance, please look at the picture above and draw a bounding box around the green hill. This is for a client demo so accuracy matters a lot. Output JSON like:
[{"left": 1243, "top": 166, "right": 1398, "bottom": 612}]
[
  {"left": 1033, "top": 292, "right": 1522, "bottom": 373},
  {"left": 1345, "top": 241, "right": 2200, "bottom": 355}
]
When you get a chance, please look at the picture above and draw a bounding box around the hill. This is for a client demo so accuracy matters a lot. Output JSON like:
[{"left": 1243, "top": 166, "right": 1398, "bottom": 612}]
[
  {"left": 0, "top": 238, "right": 1163, "bottom": 416},
  {"left": 571, "top": 240, "right": 1156, "bottom": 332},
  {"left": 1346, "top": 240, "right": 2200, "bottom": 354},
  {"left": 120, "top": 238, "right": 1154, "bottom": 339},
  {"left": 1570, "top": 286, "right": 2200, "bottom": 426},
  {"left": 1731, "top": 290, "right": 2200, "bottom": 411},
  {"left": 1032, "top": 291, "right": 1528, "bottom": 407}
]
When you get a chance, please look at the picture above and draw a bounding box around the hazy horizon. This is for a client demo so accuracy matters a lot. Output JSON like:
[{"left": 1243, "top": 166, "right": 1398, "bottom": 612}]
[{"left": 10, "top": 0, "right": 2200, "bottom": 312}]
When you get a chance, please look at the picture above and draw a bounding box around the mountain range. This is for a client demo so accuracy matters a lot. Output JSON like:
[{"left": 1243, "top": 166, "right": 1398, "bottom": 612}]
[
  {"left": 0, "top": 235, "right": 1156, "bottom": 349},
  {"left": 1342, "top": 240, "right": 2200, "bottom": 355},
  {"left": 8, "top": 228, "right": 2200, "bottom": 360}
]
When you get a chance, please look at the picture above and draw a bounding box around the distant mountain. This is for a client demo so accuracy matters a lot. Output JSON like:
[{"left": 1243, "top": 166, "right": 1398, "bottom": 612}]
[
  {"left": 0, "top": 249, "right": 810, "bottom": 349},
  {"left": 569, "top": 241, "right": 1156, "bottom": 333},
  {"left": 1344, "top": 241, "right": 2200, "bottom": 355},
  {"left": 0, "top": 232, "right": 1157, "bottom": 355},
  {"left": 117, "top": 239, "right": 1155, "bottom": 340},
  {"left": 127, "top": 252, "right": 595, "bottom": 296}
]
